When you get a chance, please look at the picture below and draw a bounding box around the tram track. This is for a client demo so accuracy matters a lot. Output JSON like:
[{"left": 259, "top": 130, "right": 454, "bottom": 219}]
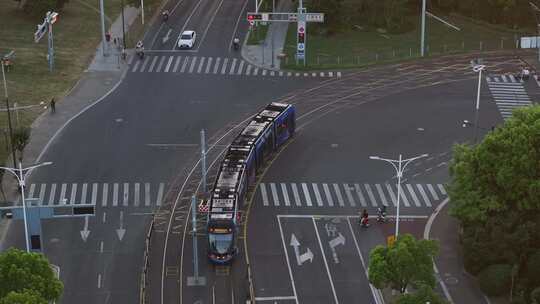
[{"left": 149, "top": 51, "right": 525, "bottom": 304}]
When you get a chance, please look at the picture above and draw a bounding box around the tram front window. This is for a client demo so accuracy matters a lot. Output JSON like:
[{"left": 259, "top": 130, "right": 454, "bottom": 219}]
[{"left": 209, "top": 233, "right": 233, "bottom": 254}]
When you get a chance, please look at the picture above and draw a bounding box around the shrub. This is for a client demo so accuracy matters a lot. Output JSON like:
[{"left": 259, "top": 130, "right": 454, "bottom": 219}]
[
  {"left": 531, "top": 287, "right": 540, "bottom": 304},
  {"left": 527, "top": 252, "right": 540, "bottom": 287},
  {"left": 478, "top": 264, "right": 512, "bottom": 296}
]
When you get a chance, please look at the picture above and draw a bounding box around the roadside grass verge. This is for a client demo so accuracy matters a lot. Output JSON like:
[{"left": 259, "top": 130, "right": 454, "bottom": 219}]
[
  {"left": 247, "top": 24, "right": 270, "bottom": 45},
  {"left": 281, "top": 13, "right": 529, "bottom": 70}
]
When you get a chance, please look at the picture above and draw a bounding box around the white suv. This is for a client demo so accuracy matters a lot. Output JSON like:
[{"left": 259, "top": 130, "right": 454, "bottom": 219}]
[{"left": 178, "top": 30, "right": 196, "bottom": 49}]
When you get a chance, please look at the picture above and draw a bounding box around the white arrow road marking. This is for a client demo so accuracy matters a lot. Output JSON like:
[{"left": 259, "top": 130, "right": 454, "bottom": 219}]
[
  {"left": 162, "top": 29, "right": 172, "bottom": 44},
  {"left": 290, "top": 233, "right": 314, "bottom": 266},
  {"left": 329, "top": 233, "right": 346, "bottom": 264},
  {"left": 116, "top": 211, "right": 126, "bottom": 241},
  {"left": 329, "top": 233, "right": 345, "bottom": 249},
  {"left": 80, "top": 215, "right": 90, "bottom": 242}
]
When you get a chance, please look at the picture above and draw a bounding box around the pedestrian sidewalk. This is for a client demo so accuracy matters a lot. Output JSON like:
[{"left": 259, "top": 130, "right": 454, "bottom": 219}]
[
  {"left": 0, "top": 6, "right": 140, "bottom": 248},
  {"left": 427, "top": 200, "right": 488, "bottom": 304},
  {"left": 241, "top": 0, "right": 294, "bottom": 70}
]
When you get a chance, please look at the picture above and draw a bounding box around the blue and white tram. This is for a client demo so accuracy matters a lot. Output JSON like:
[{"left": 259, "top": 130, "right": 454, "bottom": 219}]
[{"left": 207, "top": 102, "right": 295, "bottom": 264}]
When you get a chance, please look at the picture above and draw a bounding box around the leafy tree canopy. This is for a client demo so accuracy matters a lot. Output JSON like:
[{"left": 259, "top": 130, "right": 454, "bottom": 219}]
[
  {"left": 449, "top": 105, "right": 540, "bottom": 224},
  {"left": 0, "top": 248, "right": 63, "bottom": 302},
  {"left": 368, "top": 233, "right": 439, "bottom": 293},
  {"left": 0, "top": 290, "right": 47, "bottom": 304},
  {"left": 395, "top": 284, "right": 448, "bottom": 304}
]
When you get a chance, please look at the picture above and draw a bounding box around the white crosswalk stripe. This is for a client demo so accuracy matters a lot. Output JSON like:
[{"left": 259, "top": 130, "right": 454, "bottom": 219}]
[
  {"left": 258, "top": 182, "right": 447, "bottom": 208},
  {"left": 129, "top": 54, "right": 342, "bottom": 78},
  {"left": 486, "top": 75, "right": 532, "bottom": 120},
  {"left": 24, "top": 182, "right": 166, "bottom": 208}
]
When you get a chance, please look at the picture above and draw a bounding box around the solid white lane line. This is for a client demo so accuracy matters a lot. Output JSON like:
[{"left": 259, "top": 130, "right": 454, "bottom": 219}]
[
  {"left": 156, "top": 183, "right": 164, "bottom": 206},
  {"left": 281, "top": 183, "right": 290, "bottom": 206},
  {"left": 139, "top": 56, "right": 150, "bottom": 72},
  {"left": 172, "top": 0, "right": 204, "bottom": 50},
  {"left": 173, "top": 56, "right": 182, "bottom": 72},
  {"left": 312, "top": 217, "right": 339, "bottom": 303},
  {"left": 131, "top": 59, "right": 140, "bottom": 72},
  {"left": 194, "top": 0, "right": 224, "bottom": 51},
  {"left": 333, "top": 183, "right": 345, "bottom": 207},
  {"left": 134, "top": 183, "right": 140, "bottom": 207},
  {"left": 205, "top": 57, "right": 213, "bottom": 74},
  {"left": 385, "top": 184, "right": 397, "bottom": 207},
  {"left": 375, "top": 184, "right": 389, "bottom": 207},
  {"left": 148, "top": 56, "right": 158, "bottom": 72},
  {"left": 301, "top": 183, "right": 312, "bottom": 206},
  {"left": 70, "top": 183, "right": 77, "bottom": 204},
  {"left": 145, "top": 183, "right": 151, "bottom": 206},
  {"left": 100, "top": 241, "right": 104, "bottom": 253},
  {"left": 164, "top": 56, "right": 174, "bottom": 72},
  {"left": 221, "top": 58, "right": 229, "bottom": 74},
  {"left": 343, "top": 184, "right": 356, "bottom": 207},
  {"left": 28, "top": 183, "right": 36, "bottom": 199},
  {"left": 255, "top": 296, "right": 297, "bottom": 301},
  {"left": 427, "top": 184, "right": 439, "bottom": 200},
  {"left": 180, "top": 56, "right": 189, "bottom": 73},
  {"left": 197, "top": 56, "right": 205, "bottom": 73},
  {"left": 188, "top": 57, "right": 198, "bottom": 73},
  {"left": 354, "top": 184, "right": 367, "bottom": 207},
  {"left": 406, "top": 184, "right": 421, "bottom": 207},
  {"left": 102, "top": 183, "right": 108, "bottom": 207},
  {"left": 437, "top": 184, "right": 447, "bottom": 196},
  {"left": 364, "top": 184, "right": 378, "bottom": 207},
  {"left": 270, "top": 183, "right": 279, "bottom": 206},
  {"left": 312, "top": 183, "right": 323, "bottom": 206},
  {"left": 59, "top": 183, "right": 67, "bottom": 204},
  {"left": 347, "top": 217, "right": 383, "bottom": 304},
  {"left": 277, "top": 217, "right": 299, "bottom": 304},
  {"left": 291, "top": 183, "right": 301, "bottom": 206},
  {"left": 260, "top": 183, "right": 269, "bottom": 206},
  {"left": 155, "top": 56, "right": 166, "bottom": 72},
  {"left": 237, "top": 60, "right": 245, "bottom": 75},
  {"left": 323, "top": 183, "right": 334, "bottom": 207},
  {"left": 398, "top": 185, "right": 411, "bottom": 207},
  {"left": 229, "top": 58, "right": 237, "bottom": 75},
  {"left": 113, "top": 183, "right": 119, "bottom": 206},
  {"left": 416, "top": 184, "right": 432, "bottom": 207},
  {"left": 123, "top": 183, "right": 129, "bottom": 206},
  {"left": 97, "top": 273, "right": 102, "bottom": 288},
  {"left": 39, "top": 184, "right": 46, "bottom": 204},
  {"left": 48, "top": 183, "right": 56, "bottom": 205},
  {"left": 80, "top": 183, "right": 87, "bottom": 204}
]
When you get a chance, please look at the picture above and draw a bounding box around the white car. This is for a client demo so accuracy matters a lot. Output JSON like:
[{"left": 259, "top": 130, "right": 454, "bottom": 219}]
[{"left": 178, "top": 30, "right": 196, "bottom": 49}]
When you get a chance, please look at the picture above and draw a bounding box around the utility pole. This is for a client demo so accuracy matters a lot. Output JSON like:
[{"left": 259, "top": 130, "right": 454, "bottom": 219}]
[
  {"left": 187, "top": 196, "right": 206, "bottom": 286},
  {"left": 121, "top": 0, "right": 126, "bottom": 50},
  {"left": 420, "top": 0, "right": 427, "bottom": 57},
  {"left": 200, "top": 129, "right": 207, "bottom": 195},
  {"left": 141, "top": 0, "right": 145, "bottom": 25},
  {"left": 1, "top": 59, "right": 17, "bottom": 169},
  {"left": 99, "top": 0, "right": 107, "bottom": 56},
  {"left": 34, "top": 11, "right": 59, "bottom": 72}
]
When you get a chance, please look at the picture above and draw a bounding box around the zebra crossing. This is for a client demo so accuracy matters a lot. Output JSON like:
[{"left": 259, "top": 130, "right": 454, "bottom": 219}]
[
  {"left": 130, "top": 54, "right": 342, "bottom": 78},
  {"left": 23, "top": 182, "right": 166, "bottom": 208},
  {"left": 258, "top": 182, "right": 447, "bottom": 209},
  {"left": 486, "top": 75, "right": 532, "bottom": 120}
]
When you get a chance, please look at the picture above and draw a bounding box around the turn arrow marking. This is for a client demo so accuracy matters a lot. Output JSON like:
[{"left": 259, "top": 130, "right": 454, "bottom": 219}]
[
  {"left": 290, "top": 233, "right": 314, "bottom": 266},
  {"left": 116, "top": 211, "right": 126, "bottom": 241},
  {"left": 329, "top": 233, "right": 345, "bottom": 249},
  {"left": 80, "top": 215, "right": 90, "bottom": 242}
]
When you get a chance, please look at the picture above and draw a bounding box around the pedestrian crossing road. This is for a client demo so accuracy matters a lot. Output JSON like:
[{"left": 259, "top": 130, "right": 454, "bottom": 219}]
[
  {"left": 22, "top": 182, "right": 166, "bottom": 208},
  {"left": 129, "top": 54, "right": 342, "bottom": 78},
  {"left": 486, "top": 74, "right": 532, "bottom": 120},
  {"left": 258, "top": 182, "right": 447, "bottom": 209}
]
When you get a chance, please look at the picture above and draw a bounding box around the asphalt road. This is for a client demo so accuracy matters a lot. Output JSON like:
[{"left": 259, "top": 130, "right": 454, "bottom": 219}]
[
  {"left": 245, "top": 54, "right": 525, "bottom": 303},
  {"left": 1, "top": 0, "right": 320, "bottom": 303}
]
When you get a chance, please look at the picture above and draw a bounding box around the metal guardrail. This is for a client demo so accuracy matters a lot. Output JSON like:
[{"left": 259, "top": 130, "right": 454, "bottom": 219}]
[{"left": 140, "top": 217, "right": 154, "bottom": 304}]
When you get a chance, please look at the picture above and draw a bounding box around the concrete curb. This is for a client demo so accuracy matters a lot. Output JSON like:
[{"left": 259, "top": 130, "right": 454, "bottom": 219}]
[{"left": 240, "top": 29, "right": 282, "bottom": 72}]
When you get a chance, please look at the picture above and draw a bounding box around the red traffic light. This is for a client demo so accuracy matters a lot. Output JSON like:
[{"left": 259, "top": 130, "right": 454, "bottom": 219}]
[
  {"left": 298, "top": 32, "right": 305, "bottom": 43},
  {"left": 247, "top": 13, "right": 262, "bottom": 21}
]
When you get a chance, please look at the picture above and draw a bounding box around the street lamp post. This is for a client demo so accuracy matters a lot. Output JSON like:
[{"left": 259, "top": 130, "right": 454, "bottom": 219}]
[
  {"left": 1, "top": 56, "right": 17, "bottom": 169},
  {"left": 472, "top": 62, "right": 486, "bottom": 144},
  {"left": 369, "top": 153, "right": 428, "bottom": 238},
  {"left": 0, "top": 161, "right": 53, "bottom": 252}
]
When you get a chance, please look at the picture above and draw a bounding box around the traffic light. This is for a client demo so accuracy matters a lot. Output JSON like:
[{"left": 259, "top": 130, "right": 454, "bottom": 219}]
[
  {"left": 247, "top": 13, "right": 263, "bottom": 22},
  {"left": 298, "top": 32, "right": 305, "bottom": 43}
]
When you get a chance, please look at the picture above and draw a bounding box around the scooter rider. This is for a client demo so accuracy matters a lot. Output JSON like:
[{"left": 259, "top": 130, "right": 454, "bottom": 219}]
[
  {"left": 233, "top": 37, "right": 240, "bottom": 50},
  {"left": 136, "top": 40, "right": 144, "bottom": 59},
  {"left": 360, "top": 209, "right": 369, "bottom": 227},
  {"left": 377, "top": 205, "right": 387, "bottom": 223}
]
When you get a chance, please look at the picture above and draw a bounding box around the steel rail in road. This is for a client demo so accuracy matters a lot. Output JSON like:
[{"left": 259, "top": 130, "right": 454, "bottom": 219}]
[{"left": 148, "top": 51, "right": 525, "bottom": 304}]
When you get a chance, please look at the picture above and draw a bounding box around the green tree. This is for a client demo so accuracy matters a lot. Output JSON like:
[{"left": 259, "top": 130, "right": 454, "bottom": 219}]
[
  {"left": 368, "top": 233, "right": 439, "bottom": 293},
  {"left": 448, "top": 105, "right": 540, "bottom": 225},
  {"left": 395, "top": 284, "right": 448, "bottom": 304},
  {"left": 11, "top": 126, "right": 30, "bottom": 162},
  {"left": 0, "top": 248, "right": 63, "bottom": 302},
  {"left": 0, "top": 290, "right": 47, "bottom": 304}
]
